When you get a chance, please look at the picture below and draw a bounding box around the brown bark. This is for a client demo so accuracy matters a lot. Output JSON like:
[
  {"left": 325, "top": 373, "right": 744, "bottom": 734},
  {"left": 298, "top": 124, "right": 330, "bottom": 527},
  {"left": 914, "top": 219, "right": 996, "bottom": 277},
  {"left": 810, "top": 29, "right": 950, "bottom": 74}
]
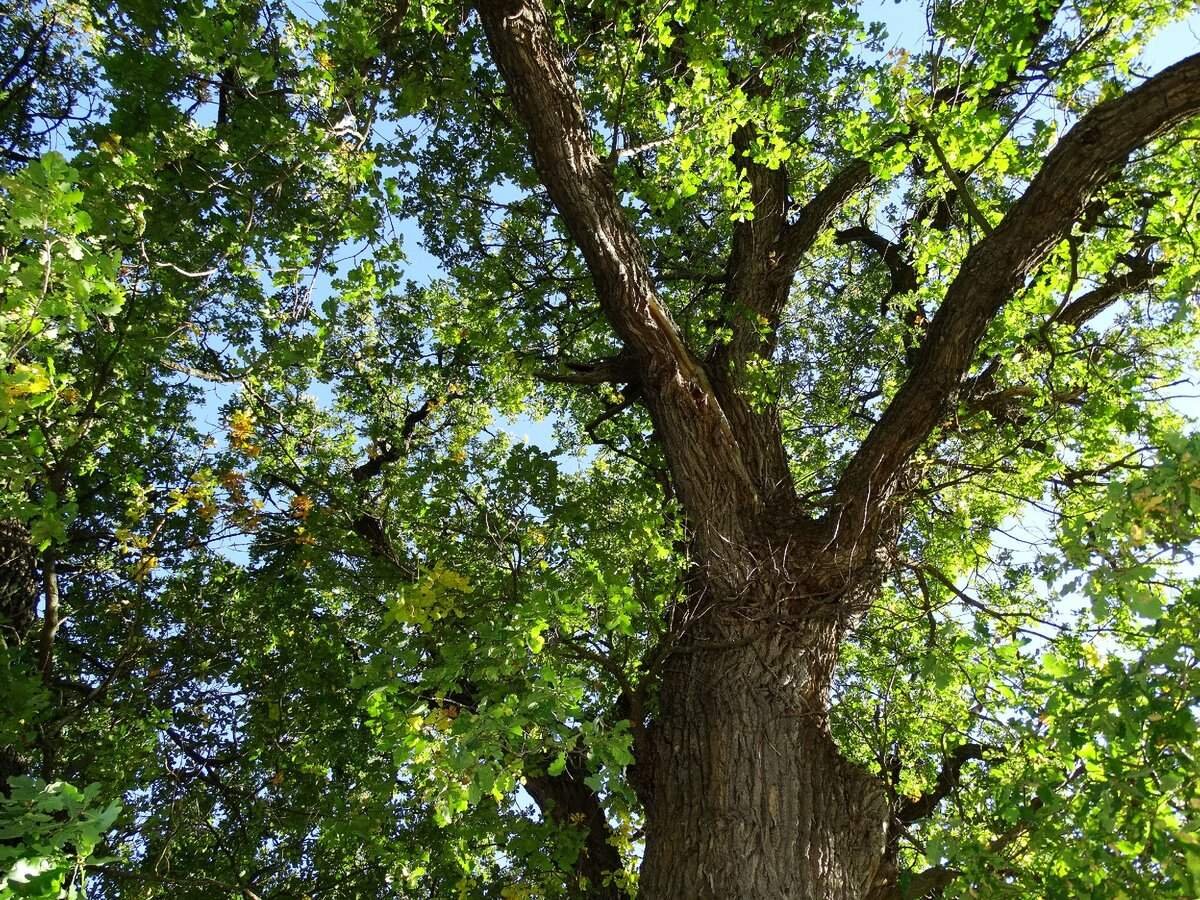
[
  {"left": 1051, "top": 253, "right": 1168, "bottom": 329},
  {"left": 708, "top": 153, "right": 874, "bottom": 508},
  {"left": 525, "top": 751, "right": 627, "bottom": 899},
  {"left": 834, "top": 52, "right": 1200, "bottom": 546},
  {"left": 641, "top": 597, "right": 889, "bottom": 900},
  {"left": 475, "top": 0, "right": 762, "bottom": 560}
]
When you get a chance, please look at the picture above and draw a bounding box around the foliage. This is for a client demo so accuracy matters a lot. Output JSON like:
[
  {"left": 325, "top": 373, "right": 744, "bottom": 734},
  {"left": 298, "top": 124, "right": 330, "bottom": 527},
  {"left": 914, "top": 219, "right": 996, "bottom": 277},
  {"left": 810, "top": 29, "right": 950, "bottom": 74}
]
[
  {"left": 0, "top": 777, "right": 120, "bottom": 900},
  {"left": 0, "top": 0, "right": 1198, "bottom": 897}
]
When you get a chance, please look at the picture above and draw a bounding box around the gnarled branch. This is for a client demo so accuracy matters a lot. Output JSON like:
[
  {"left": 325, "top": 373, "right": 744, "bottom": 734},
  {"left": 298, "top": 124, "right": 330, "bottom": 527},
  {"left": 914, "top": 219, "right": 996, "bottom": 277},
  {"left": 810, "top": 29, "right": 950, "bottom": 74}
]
[
  {"left": 534, "top": 352, "right": 640, "bottom": 387},
  {"left": 474, "top": 0, "right": 761, "bottom": 540},
  {"left": 833, "top": 52, "right": 1200, "bottom": 543},
  {"left": 1051, "top": 253, "right": 1168, "bottom": 328},
  {"left": 896, "top": 743, "right": 989, "bottom": 824},
  {"left": 524, "top": 749, "right": 627, "bottom": 899}
]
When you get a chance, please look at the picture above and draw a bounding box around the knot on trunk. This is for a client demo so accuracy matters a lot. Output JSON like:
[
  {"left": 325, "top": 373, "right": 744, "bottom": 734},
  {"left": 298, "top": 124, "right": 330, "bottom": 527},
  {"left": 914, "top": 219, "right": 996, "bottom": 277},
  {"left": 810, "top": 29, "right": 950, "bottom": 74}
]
[{"left": 692, "top": 514, "right": 890, "bottom": 636}]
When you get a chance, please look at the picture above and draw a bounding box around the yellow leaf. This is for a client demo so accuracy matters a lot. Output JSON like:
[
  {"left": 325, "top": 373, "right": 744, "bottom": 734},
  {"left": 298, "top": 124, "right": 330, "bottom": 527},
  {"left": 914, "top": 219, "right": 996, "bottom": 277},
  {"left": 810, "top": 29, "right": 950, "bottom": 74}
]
[
  {"left": 131, "top": 555, "right": 158, "bottom": 582},
  {"left": 290, "top": 493, "right": 315, "bottom": 520},
  {"left": 5, "top": 364, "right": 52, "bottom": 397},
  {"left": 228, "top": 410, "right": 255, "bottom": 447}
]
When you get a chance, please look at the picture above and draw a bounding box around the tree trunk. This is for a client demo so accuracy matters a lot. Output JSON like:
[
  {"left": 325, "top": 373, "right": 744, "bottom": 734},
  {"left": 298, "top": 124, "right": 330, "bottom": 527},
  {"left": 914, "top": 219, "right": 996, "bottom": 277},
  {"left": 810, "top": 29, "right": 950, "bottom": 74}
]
[{"left": 640, "top": 582, "right": 889, "bottom": 900}]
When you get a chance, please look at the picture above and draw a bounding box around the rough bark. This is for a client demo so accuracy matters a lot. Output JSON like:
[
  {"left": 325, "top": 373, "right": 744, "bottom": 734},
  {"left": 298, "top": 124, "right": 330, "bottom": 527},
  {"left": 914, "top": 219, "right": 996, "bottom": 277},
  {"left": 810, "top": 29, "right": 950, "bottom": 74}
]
[
  {"left": 642, "top": 593, "right": 889, "bottom": 900},
  {"left": 834, "top": 51, "right": 1200, "bottom": 546},
  {"left": 709, "top": 153, "right": 874, "bottom": 508},
  {"left": 475, "top": 0, "right": 762, "bottom": 559},
  {"left": 525, "top": 751, "right": 627, "bottom": 899}
]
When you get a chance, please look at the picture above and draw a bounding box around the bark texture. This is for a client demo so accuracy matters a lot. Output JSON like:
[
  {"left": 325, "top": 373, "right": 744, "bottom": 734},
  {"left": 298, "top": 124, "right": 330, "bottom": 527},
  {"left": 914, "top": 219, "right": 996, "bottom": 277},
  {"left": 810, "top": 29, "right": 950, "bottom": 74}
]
[
  {"left": 834, "top": 52, "right": 1200, "bottom": 542},
  {"left": 525, "top": 752, "right": 628, "bottom": 900},
  {"left": 475, "top": 0, "right": 761, "bottom": 561},
  {"left": 642, "top": 608, "right": 888, "bottom": 900}
]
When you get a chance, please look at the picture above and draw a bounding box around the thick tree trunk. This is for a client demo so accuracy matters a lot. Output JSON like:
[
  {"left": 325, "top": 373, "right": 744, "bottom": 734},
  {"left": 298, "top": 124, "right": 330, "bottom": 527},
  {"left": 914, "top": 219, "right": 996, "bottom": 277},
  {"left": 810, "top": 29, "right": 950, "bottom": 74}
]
[{"left": 640, "top": 587, "right": 889, "bottom": 900}]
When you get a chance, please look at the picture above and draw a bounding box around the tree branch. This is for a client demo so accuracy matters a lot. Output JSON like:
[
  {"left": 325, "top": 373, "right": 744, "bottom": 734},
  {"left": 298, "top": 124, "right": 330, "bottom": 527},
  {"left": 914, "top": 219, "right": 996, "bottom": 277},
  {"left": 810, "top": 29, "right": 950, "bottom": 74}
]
[
  {"left": 707, "top": 156, "right": 872, "bottom": 505},
  {"left": 832, "top": 52, "right": 1200, "bottom": 540},
  {"left": 474, "top": 0, "right": 761, "bottom": 540},
  {"left": 439, "top": 670, "right": 629, "bottom": 897},
  {"left": 835, "top": 225, "right": 921, "bottom": 310},
  {"left": 1051, "top": 253, "right": 1167, "bottom": 328},
  {"left": 896, "top": 866, "right": 962, "bottom": 899},
  {"left": 533, "top": 352, "right": 640, "bottom": 387},
  {"left": 523, "top": 749, "right": 627, "bottom": 899},
  {"left": 473, "top": 0, "right": 687, "bottom": 369},
  {"left": 896, "top": 743, "right": 988, "bottom": 824},
  {"left": 710, "top": 155, "right": 872, "bottom": 370},
  {"left": 350, "top": 393, "right": 458, "bottom": 483},
  {"left": 921, "top": 126, "right": 994, "bottom": 235},
  {"left": 778, "top": 159, "right": 875, "bottom": 272},
  {"left": 38, "top": 554, "right": 61, "bottom": 682}
]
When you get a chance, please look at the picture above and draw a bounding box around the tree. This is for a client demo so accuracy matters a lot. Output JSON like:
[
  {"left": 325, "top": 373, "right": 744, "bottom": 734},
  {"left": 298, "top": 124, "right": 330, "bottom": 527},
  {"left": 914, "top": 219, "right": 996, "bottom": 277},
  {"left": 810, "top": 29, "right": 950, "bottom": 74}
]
[{"left": 2, "top": 0, "right": 1200, "bottom": 898}]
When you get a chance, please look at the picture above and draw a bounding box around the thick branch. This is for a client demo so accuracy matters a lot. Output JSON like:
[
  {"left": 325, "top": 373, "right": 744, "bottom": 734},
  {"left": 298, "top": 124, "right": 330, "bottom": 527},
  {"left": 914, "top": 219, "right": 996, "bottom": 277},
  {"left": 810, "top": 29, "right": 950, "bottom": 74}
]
[
  {"left": 441, "top": 675, "right": 628, "bottom": 897},
  {"left": 703, "top": 122, "right": 795, "bottom": 503},
  {"left": 708, "top": 156, "right": 873, "bottom": 504},
  {"left": 833, "top": 52, "right": 1200, "bottom": 538},
  {"left": 835, "top": 225, "right": 920, "bottom": 306},
  {"left": 1051, "top": 253, "right": 1167, "bottom": 328},
  {"left": 474, "top": 0, "right": 760, "bottom": 540},
  {"left": 473, "top": 0, "right": 687, "bottom": 368},
  {"left": 714, "top": 157, "right": 872, "bottom": 367},
  {"left": 896, "top": 743, "right": 987, "bottom": 824},
  {"left": 881, "top": 866, "right": 962, "bottom": 900},
  {"left": 534, "top": 352, "right": 640, "bottom": 387},
  {"left": 778, "top": 159, "right": 874, "bottom": 272},
  {"left": 350, "top": 394, "right": 454, "bottom": 484},
  {"left": 349, "top": 513, "right": 412, "bottom": 575},
  {"left": 524, "top": 750, "right": 627, "bottom": 899},
  {"left": 718, "top": 126, "right": 792, "bottom": 361}
]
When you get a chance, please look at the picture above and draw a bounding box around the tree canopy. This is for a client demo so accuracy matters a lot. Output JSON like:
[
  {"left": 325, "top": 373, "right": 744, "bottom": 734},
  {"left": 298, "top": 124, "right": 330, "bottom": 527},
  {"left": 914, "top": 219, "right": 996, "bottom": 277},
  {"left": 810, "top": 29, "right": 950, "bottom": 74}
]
[{"left": 1, "top": 0, "right": 1200, "bottom": 897}]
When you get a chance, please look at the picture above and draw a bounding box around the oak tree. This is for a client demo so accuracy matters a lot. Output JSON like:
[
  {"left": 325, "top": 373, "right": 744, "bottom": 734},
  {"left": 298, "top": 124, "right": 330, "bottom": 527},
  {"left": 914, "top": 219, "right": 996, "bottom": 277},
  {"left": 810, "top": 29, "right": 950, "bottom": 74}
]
[{"left": 2, "top": 0, "right": 1200, "bottom": 898}]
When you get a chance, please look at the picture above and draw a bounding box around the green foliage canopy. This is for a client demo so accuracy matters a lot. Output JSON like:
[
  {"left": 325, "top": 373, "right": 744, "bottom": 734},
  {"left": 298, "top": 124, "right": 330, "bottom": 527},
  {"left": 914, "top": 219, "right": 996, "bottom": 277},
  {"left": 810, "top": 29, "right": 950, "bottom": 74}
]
[{"left": 0, "top": 0, "right": 1199, "bottom": 897}]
